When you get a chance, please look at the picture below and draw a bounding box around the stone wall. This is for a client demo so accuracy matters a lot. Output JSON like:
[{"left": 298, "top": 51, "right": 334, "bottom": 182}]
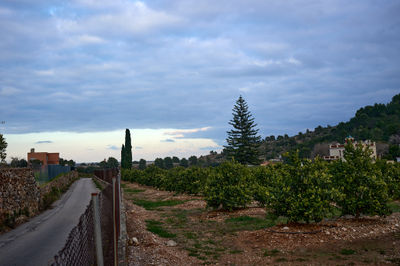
[
  {"left": 39, "top": 171, "right": 78, "bottom": 197},
  {"left": 0, "top": 168, "right": 40, "bottom": 225},
  {"left": 0, "top": 168, "right": 79, "bottom": 227}
]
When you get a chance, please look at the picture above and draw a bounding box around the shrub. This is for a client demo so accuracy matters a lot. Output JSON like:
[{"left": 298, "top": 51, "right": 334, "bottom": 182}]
[
  {"left": 331, "top": 143, "right": 391, "bottom": 217},
  {"left": 204, "top": 161, "right": 255, "bottom": 210},
  {"left": 376, "top": 160, "right": 400, "bottom": 200},
  {"left": 252, "top": 164, "right": 277, "bottom": 206},
  {"left": 143, "top": 165, "right": 166, "bottom": 187},
  {"left": 265, "top": 151, "right": 339, "bottom": 223},
  {"left": 177, "top": 167, "right": 209, "bottom": 195}
]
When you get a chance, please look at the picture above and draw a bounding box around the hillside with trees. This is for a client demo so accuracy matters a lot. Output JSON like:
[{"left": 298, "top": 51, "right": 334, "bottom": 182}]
[{"left": 261, "top": 93, "right": 400, "bottom": 160}]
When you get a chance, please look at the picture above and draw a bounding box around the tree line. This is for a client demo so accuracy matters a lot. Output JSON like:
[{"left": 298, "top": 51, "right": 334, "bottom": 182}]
[{"left": 262, "top": 93, "right": 400, "bottom": 160}]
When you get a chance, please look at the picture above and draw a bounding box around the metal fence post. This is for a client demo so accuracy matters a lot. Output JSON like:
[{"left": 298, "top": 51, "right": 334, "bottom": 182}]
[
  {"left": 112, "top": 177, "right": 117, "bottom": 266},
  {"left": 92, "top": 193, "right": 104, "bottom": 266}
]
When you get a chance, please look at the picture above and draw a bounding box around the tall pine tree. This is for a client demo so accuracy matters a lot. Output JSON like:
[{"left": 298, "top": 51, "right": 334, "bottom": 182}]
[
  {"left": 224, "top": 96, "right": 261, "bottom": 165},
  {"left": 121, "top": 129, "right": 132, "bottom": 169}
]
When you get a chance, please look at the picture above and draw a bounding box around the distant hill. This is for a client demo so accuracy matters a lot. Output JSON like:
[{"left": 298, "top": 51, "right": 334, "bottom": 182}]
[{"left": 261, "top": 93, "right": 400, "bottom": 160}]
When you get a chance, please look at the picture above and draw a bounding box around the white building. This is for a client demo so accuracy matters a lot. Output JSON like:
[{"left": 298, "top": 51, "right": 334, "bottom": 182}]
[{"left": 323, "top": 136, "right": 377, "bottom": 161}]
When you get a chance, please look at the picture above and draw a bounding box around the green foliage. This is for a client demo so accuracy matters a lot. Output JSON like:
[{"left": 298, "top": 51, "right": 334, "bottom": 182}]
[
  {"left": 121, "top": 147, "right": 394, "bottom": 221},
  {"left": 387, "top": 201, "right": 400, "bottom": 213},
  {"left": 178, "top": 167, "right": 209, "bottom": 194},
  {"left": 225, "top": 96, "right": 261, "bottom": 165},
  {"left": 340, "top": 249, "right": 356, "bottom": 255},
  {"left": 264, "top": 151, "right": 339, "bottom": 223},
  {"left": 121, "top": 129, "right": 132, "bottom": 169},
  {"left": 189, "top": 155, "right": 198, "bottom": 166},
  {"left": 138, "top": 158, "right": 146, "bottom": 170},
  {"left": 59, "top": 158, "right": 76, "bottom": 167},
  {"left": 263, "top": 249, "right": 280, "bottom": 257},
  {"left": 121, "top": 144, "right": 125, "bottom": 168},
  {"left": 0, "top": 134, "right": 7, "bottom": 163},
  {"left": 376, "top": 160, "right": 400, "bottom": 200},
  {"left": 154, "top": 158, "right": 164, "bottom": 168},
  {"left": 145, "top": 220, "right": 176, "bottom": 238},
  {"left": 164, "top": 156, "right": 173, "bottom": 169},
  {"left": 10, "top": 157, "right": 28, "bottom": 167},
  {"left": 331, "top": 143, "right": 391, "bottom": 217},
  {"left": 134, "top": 199, "right": 187, "bottom": 210},
  {"left": 106, "top": 157, "right": 119, "bottom": 168},
  {"left": 179, "top": 158, "right": 188, "bottom": 168},
  {"left": 41, "top": 186, "right": 62, "bottom": 210},
  {"left": 204, "top": 161, "right": 255, "bottom": 210},
  {"left": 122, "top": 165, "right": 209, "bottom": 195},
  {"left": 251, "top": 164, "right": 276, "bottom": 206},
  {"left": 92, "top": 178, "right": 104, "bottom": 190},
  {"left": 224, "top": 215, "right": 275, "bottom": 231},
  {"left": 263, "top": 93, "right": 400, "bottom": 159}
]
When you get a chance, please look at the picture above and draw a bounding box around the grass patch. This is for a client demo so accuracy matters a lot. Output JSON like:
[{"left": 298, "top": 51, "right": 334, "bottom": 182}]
[
  {"left": 275, "top": 257, "right": 288, "bottom": 262},
  {"left": 295, "top": 257, "right": 308, "bottom": 262},
  {"left": 229, "top": 249, "right": 243, "bottom": 254},
  {"left": 326, "top": 206, "right": 342, "bottom": 219},
  {"left": 184, "top": 231, "right": 197, "bottom": 239},
  {"left": 133, "top": 198, "right": 187, "bottom": 210},
  {"left": 340, "top": 248, "right": 356, "bottom": 255},
  {"left": 145, "top": 220, "right": 176, "bottom": 238},
  {"left": 124, "top": 188, "right": 146, "bottom": 194},
  {"left": 224, "top": 215, "right": 276, "bottom": 232},
  {"left": 263, "top": 249, "right": 280, "bottom": 257},
  {"left": 388, "top": 201, "right": 400, "bottom": 213},
  {"left": 92, "top": 178, "right": 104, "bottom": 190}
]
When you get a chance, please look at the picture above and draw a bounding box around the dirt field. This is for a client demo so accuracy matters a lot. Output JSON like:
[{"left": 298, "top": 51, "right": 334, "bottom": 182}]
[{"left": 123, "top": 181, "right": 400, "bottom": 265}]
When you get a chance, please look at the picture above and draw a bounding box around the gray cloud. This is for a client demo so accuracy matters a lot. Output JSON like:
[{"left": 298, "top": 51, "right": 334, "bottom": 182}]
[
  {"left": 161, "top": 139, "right": 175, "bottom": 143},
  {"left": 107, "top": 145, "right": 119, "bottom": 150},
  {"left": 35, "top": 140, "right": 53, "bottom": 144},
  {"left": 0, "top": 0, "right": 399, "bottom": 140}
]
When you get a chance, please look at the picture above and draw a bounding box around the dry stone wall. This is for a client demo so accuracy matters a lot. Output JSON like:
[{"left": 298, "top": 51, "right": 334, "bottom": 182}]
[
  {"left": 0, "top": 168, "right": 79, "bottom": 227},
  {"left": 0, "top": 168, "right": 40, "bottom": 225},
  {"left": 39, "top": 171, "right": 78, "bottom": 197}
]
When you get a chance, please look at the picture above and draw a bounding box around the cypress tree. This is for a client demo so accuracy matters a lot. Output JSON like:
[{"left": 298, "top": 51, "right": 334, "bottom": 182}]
[
  {"left": 224, "top": 96, "right": 261, "bottom": 165},
  {"left": 123, "top": 129, "right": 132, "bottom": 169},
  {"left": 121, "top": 144, "right": 125, "bottom": 168}
]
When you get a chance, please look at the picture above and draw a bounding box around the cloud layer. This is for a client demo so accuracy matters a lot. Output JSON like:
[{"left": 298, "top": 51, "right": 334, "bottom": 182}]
[{"left": 1, "top": 0, "right": 399, "bottom": 145}]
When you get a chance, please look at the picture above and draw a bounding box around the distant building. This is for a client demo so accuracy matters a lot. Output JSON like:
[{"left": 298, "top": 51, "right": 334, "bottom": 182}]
[
  {"left": 323, "top": 136, "right": 377, "bottom": 161},
  {"left": 27, "top": 148, "right": 59, "bottom": 166}
]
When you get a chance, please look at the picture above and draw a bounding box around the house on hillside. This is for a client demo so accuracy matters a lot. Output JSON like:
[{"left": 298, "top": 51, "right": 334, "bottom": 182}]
[
  {"left": 323, "top": 136, "right": 377, "bottom": 161},
  {"left": 27, "top": 148, "right": 59, "bottom": 166}
]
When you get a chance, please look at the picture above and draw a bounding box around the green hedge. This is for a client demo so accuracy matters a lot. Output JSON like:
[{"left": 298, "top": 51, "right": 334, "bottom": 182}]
[{"left": 122, "top": 144, "right": 399, "bottom": 222}]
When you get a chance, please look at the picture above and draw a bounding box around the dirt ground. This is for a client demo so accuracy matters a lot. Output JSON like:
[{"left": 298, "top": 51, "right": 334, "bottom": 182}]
[{"left": 123, "top": 181, "right": 400, "bottom": 265}]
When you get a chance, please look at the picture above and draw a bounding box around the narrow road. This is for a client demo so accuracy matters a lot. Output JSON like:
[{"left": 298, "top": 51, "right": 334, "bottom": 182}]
[{"left": 0, "top": 178, "right": 98, "bottom": 266}]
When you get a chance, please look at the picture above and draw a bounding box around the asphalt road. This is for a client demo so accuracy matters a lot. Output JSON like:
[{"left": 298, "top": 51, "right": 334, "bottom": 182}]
[{"left": 0, "top": 178, "right": 98, "bottom": 266}]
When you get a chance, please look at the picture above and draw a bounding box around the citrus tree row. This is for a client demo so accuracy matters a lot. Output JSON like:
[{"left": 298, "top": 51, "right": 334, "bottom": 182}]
[{"left": 122, "top": 144, "right": 400, "bottom": 223}]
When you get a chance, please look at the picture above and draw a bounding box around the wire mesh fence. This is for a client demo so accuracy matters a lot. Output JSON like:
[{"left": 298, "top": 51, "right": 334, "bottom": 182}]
[
  {"left": 51, "top": 169, "right": 120, "bottom": 265},
  {"left": 52, "top": 200, "right": 95, "bottom": 266},
  {"left": 34, "top": 165, "right": 71, "bottom": 184}
]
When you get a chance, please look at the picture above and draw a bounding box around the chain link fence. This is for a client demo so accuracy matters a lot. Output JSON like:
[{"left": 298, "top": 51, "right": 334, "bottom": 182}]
[
  {"left": 52, "top": 200, "right": 95, "bottom": 265},
  {"left": 51, "top": 169, "right": 120, "bottom": 265},
  {"left": 34, "top": 165, "right": 71, "bottom": 184}
]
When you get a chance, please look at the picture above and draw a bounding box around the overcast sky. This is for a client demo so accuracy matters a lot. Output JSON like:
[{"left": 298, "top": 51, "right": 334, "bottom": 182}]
[{"left": 1, "top": 0, "right": 399, "bottom": 162}]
